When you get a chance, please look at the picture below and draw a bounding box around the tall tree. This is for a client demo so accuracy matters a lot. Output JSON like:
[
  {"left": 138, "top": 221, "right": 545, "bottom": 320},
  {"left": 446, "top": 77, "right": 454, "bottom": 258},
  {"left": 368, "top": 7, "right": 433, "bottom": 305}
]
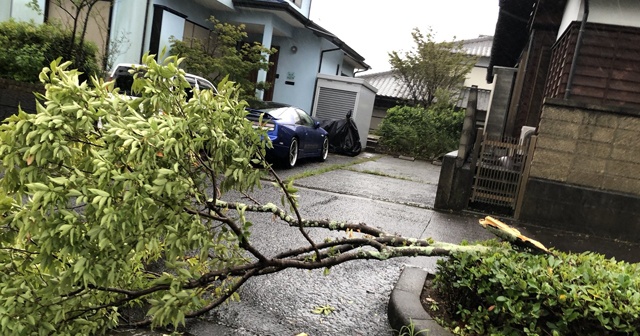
[{"left": 389, "top": 28, "right": 476, "bottom": 107}]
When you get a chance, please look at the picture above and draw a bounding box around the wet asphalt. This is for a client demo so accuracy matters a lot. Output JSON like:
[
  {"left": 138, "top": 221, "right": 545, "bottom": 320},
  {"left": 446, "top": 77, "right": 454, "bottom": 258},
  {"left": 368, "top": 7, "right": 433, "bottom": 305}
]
[
  {"left": 185, "top": 153, "right": 495, "bottom": 336},
  {"left": 118, "top": 152, "right": 640, "bottom": 336}
]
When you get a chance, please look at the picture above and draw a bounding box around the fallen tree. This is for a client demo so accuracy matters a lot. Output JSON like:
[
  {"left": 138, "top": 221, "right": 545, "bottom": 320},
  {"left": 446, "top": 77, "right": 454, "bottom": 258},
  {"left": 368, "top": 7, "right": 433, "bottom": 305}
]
[{"left": 0, "top": 57, "right": 541, "bottom": 335}]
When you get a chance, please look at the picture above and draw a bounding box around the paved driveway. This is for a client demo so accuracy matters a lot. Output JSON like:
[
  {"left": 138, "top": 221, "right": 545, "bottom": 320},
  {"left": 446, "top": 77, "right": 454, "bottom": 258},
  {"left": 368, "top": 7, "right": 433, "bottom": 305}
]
[
  {"left": 115, "top": 152, "right": 639, "bottom": 335},
  {"left": 185, "top": 153, "right": 495, "bottom": 335}
]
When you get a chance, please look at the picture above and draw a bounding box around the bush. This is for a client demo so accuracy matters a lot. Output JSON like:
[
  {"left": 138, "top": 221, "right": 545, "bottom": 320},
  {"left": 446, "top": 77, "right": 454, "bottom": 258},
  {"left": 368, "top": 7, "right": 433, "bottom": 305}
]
[
  {"left": 0, "top": 20, "right": 99, "bottom": 83},
  {"left": 434, "top": 243, "right": 640, "bottom": 335},
  {"left": 377, "top": 105, "right": 463, "bottom": 159},
  {"left": 169, "top": 16, "right": 274, "bottom": 104}
]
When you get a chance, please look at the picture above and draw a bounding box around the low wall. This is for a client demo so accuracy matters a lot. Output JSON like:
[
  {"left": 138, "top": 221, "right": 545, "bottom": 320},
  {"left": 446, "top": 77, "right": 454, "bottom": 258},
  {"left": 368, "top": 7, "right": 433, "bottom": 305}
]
[
  {"left": 520, "top": 99, "right": 640, "bottom": 240},
  {"left": 0, "top": 78, "right": 43, "bottom": 120},
  {"left": 434, "top": 151, "right": 474, "bottom": 211}
]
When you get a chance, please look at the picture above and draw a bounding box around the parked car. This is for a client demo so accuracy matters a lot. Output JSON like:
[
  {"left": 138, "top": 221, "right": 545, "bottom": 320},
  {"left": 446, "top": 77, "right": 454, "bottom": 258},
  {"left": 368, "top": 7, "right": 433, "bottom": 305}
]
[
  {"left": 109, "top": 63, "right": 214, "bottom": 99},
  {"left": 246, "top": 102, "right": 329, "bottom": 168}
]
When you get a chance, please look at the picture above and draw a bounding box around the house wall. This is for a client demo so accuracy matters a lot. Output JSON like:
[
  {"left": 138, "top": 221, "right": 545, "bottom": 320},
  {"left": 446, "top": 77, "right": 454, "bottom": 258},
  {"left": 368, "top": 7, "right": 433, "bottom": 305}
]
[
  {"left": 2, "top": 0, "right": 45, "bottom": 23},
  {"left": 108, "top": 0, "right": 347, "bottom": 113},
  {"left": 271, "top": 28, "right": 323, "bottom": 112},
  {"left": 558, "top": 0, "right": 640, "bottom": 39},
  {"left": 319, "top": 49, "right": 343, "bottom": 76},
  {"left": 545, "top": 22, "right": 640, "bottom": 109},
  {"left": 520, "top": 99, "right": 640, "bottom": 240},
  {"left": 464, "top": 66, "right": 493, "bottom": 91},
  {"left": 290, "top": 0, "right": 311, "bottom": 17},
  {"left": 369, "top": 106, "right": 386, "bottom": 132},
  {"left": 47, "top": 0, "right": 112, "bottom": 67}
]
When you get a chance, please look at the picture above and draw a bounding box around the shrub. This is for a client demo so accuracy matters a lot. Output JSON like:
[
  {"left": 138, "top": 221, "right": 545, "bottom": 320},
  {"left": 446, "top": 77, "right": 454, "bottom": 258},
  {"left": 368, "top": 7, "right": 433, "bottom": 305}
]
[
  {"left": 169, "top": 16, "right": 274, "bottom": 104},
  {"left": 434, "top": 243, "right": 640, "bottom": 335},
  {"left": 0, "top": 20, "right": 99, "bottom": 83},
  {"left": 377, "top": 105, "right": 463, "bottom": 159}
]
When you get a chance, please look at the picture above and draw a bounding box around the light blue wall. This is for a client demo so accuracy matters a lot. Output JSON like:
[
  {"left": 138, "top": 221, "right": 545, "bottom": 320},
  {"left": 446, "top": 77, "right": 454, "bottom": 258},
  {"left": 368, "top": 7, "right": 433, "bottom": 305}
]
[
  {"left": 342, "top": 62, "right": 355, "bottom": 76},
  {"left": 3, "top": 0, "right": 44, "bottom": 23},
  {"left": 108, "top": 0, "right": 350, "bottom": 113},
  {"left": 320, "top": 49, "right": 343, "bottom": 76},
  {"left": 270, "top": 28, "right": 323, "bottom": 113}
]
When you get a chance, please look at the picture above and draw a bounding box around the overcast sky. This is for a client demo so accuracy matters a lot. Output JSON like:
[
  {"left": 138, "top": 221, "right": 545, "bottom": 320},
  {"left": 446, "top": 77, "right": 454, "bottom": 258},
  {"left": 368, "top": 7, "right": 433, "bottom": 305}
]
[{"left": 310, "top": 0, "right": 500, "bottom": 73}]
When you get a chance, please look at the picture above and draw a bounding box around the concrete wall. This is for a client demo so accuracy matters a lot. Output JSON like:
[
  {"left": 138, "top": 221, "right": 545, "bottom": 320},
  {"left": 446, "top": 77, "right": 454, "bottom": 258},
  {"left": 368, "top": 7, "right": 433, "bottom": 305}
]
[
  {"left": 484, "top": 66, "right": 516, "bottom": 138},
  {"left": 520, "top": 99, "right": 640, "bottom": 240},
  {"left": 530, "top": 100, "right": 640, "bottom": 195},
  {"left": 434, "top": 151, "right": 475, "bottom": 211}
]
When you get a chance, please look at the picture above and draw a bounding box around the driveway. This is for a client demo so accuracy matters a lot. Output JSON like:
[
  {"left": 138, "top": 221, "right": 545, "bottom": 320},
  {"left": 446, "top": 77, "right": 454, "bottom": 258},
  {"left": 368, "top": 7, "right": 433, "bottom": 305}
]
[{"left": 185, "top": 153, "right": 495, "bottom": 335}]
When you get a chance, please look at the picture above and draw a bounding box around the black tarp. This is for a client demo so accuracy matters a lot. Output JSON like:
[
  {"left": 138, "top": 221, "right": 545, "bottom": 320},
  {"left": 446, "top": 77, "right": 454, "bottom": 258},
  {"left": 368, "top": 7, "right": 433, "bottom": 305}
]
[{"left": 319, "top": 110, "right": 361, "bottom": 157}]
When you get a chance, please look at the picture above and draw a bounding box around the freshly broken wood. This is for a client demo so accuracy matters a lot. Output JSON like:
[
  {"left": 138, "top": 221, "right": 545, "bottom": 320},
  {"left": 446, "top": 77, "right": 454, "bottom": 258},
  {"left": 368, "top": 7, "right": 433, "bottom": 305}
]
[{"left": 479, "top": 216, "right": 551, "bottom": 254}]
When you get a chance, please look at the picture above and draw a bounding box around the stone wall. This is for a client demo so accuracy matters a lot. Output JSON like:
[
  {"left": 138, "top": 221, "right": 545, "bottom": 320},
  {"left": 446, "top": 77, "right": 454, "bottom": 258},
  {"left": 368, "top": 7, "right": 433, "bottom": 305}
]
[
  {"left": 520, "top": 98, "right": 640, "bottom": 241},
  {"left": 0, "top": 78, "right": 43, "bottom": 121},
  {"left": 530, "top": 99, "right": 640, "bottom": 196}
]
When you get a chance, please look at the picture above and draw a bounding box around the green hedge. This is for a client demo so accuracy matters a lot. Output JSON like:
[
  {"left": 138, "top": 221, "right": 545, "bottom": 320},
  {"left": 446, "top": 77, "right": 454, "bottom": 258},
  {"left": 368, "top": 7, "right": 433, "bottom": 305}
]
[
  {"left": 0, "top": 20, "right": 99, "bottom": 83},
  {"left": 435, "top": 243, "right": 640, "bottom": 335},
  {"left": 377, "top": 105, "right": 463, "bottom": 160}
]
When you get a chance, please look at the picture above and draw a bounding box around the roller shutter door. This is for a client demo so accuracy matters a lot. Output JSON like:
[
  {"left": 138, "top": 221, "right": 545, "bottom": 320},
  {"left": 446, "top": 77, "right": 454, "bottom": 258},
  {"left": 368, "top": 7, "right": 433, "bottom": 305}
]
[{"left": 315, "top": 87, "right": 357, "bottom": 120}]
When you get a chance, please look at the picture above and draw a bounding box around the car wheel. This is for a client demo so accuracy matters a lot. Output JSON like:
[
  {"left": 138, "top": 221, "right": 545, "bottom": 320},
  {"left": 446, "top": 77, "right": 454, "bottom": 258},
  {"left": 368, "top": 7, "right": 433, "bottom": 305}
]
[
  {"left": 318, "top": 137, "right": 329, "bottom": 162},
  {"left": 284, "top": 138, "right": 298, "bottom": 168}
]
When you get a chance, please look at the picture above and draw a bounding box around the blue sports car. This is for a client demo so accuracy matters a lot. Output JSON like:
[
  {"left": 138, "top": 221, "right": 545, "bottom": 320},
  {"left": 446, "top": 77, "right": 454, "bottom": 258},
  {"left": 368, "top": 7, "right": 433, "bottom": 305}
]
[{"left": 246, "top": 102, "right": 329, "bottom": 168}]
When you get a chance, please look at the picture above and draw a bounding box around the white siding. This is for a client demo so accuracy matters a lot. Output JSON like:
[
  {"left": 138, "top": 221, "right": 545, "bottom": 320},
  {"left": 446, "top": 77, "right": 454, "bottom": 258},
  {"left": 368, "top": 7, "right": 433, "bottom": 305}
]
[{"left": 558, "top": 0, "right": 640, "bottom": 40}]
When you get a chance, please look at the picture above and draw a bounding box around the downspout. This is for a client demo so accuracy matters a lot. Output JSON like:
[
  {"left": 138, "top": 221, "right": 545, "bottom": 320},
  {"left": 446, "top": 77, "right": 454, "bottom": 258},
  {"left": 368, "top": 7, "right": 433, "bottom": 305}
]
[
  {"left": 564, "top": 0, "right": 589, "bottom": 99},
  {"left": 139, "top": 0, "right": 152, "bottom": 62},
  {"left": 310, "top": 48, "right": 340, "bottom": 115}
]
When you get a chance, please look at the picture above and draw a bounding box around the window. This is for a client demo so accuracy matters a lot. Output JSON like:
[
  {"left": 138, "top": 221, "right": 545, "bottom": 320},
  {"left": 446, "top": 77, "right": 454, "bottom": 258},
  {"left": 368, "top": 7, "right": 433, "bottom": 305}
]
[
  {"left": 296, "top": 109, "right": 314, "bottom": 127},
  {"left": 292, "top": 0, "right": 302, "bottom": 8},
  {"left": 183, "top": 20, "right": 211, "bottom": 49}
]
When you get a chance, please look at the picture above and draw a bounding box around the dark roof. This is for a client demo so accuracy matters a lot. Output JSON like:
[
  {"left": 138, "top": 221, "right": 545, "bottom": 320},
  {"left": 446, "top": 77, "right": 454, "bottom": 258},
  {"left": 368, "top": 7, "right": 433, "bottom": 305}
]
[
  {"left": 232, "top": 0, "right": 369, "bottom": 70},
  {"left": 486, "top": 0, "right": 536, "bottom": 83},
  {"left": 487, "top": 0, "right": 569, "bottom": 83}
]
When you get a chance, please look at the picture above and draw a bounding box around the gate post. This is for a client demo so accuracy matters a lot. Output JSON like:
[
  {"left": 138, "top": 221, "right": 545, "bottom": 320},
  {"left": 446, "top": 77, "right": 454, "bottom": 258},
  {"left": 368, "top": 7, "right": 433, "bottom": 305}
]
[{"left": 514, "top": 135, "right": 537, "bottom": 219}]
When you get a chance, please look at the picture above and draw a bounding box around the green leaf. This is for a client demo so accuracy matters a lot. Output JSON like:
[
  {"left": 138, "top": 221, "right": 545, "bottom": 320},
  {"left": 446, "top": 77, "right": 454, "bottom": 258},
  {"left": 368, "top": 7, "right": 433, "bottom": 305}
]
[
  {"left": 26, "top": 182, "right": 49, "bottom": 191},
  {"left": 88, "top": 188, "right": 110, "bottom": 197}
]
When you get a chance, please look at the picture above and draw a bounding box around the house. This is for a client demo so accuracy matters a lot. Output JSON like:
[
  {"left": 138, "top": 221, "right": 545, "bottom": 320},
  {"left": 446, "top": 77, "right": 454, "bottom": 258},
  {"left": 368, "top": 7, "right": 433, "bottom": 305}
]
[
  {"left": 439, "top": 0, "right": 640, "bottom": 241},
  {"left": 359, "top": 35, "right": 495, "bottom": 133},
  {"left": 1, "top": 0, "right": 375, "bottom": 133}
]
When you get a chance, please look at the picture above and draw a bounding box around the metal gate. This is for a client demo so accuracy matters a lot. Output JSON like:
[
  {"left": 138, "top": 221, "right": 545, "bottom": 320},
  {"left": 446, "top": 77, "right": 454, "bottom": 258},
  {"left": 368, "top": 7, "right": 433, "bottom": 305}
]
[{"left": 470, "top": 133, "right": 537, "bottom": 214}]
